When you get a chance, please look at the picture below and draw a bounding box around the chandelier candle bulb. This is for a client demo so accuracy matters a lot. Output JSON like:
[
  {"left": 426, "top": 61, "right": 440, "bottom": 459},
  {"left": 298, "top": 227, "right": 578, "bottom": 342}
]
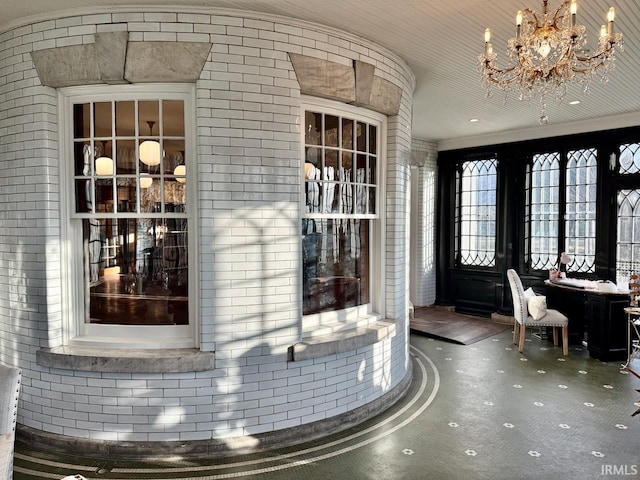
[
  {"left": 607, "top": 7, "right": 615, "bottom": 35},
  {"left": 516, "top": 10, "right": 523, "bottom": 36}
]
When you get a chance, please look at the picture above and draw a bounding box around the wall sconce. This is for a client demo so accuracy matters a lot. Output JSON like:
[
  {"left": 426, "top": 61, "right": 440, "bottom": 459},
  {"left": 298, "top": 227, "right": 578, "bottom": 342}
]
[
  {"left": 140, "top": 174, "right": 153, "bottom": 189},
  {"left": 95, "top": 141, "right": 113, "bottom": 175},
  {"left": 174, "top": 164, "right": 186, "bottom": 184},
  {"left": 139, "top": 121, "right": 161, "bottom": 167}
]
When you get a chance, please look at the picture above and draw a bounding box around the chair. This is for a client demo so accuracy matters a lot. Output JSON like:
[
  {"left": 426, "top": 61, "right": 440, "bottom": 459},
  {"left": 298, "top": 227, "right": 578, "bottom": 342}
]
[
  {"left": 0, "top": 363, "right": 21, "bottom": 480},
  {"left": 507, "top": 269, "right": 569, "bottom": 355}
]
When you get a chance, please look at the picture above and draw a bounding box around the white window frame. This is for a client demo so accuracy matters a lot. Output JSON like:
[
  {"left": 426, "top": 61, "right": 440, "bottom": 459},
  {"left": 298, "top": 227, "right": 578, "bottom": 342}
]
[
  {"left": 300, "top": 97, "right": 386, "bottom": 332},
  {"left": 59, "top": 84, "right": 198, "bottom": 349}
]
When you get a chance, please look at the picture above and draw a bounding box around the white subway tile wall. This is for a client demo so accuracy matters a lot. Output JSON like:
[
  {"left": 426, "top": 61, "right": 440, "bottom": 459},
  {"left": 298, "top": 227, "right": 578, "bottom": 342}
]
[{"left": 0, "top": 9, "right": 421, "bottom": 441}]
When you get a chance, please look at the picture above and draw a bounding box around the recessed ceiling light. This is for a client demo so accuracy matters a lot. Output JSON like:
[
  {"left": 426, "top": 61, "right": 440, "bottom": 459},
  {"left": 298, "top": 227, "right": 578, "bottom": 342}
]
[
  {"left": 469, "top": 118, "right": 479, "bottom": 123},
  {"left": 569, "top": 100, "right": 581, "bottom": 105}
]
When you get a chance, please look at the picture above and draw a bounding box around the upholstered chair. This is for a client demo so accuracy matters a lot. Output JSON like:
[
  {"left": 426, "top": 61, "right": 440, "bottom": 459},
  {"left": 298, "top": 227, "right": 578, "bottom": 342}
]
[
  {"left": 507, "top": 269, "right": 569, "bottom": 355},
  {"left": 0, "top": 363, "right": 21, "bottom": 480}
]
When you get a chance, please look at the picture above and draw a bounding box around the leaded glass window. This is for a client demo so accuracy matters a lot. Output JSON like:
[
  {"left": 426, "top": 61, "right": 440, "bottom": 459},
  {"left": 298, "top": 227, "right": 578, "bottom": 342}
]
[
  {"left": 528, "top": 152, "right": 560, "bottom": 270},
  {"left": 616, "top": 189, "right": 640, "bottom": 277},
  {"left": 618, "top": 143, "right": 640, "bottom": 175},
  {"left": 565, "top": 148, "right": 597, "bottom": 273},
  {"left": 456, "top": 158, "right": 497, "bottom": 267},
  {"left": 527, "top": 148, "right": 597, "bottom": 273}
]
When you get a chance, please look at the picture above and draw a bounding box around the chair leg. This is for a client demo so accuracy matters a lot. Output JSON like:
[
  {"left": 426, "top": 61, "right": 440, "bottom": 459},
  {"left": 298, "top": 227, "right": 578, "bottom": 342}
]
[
  {"left": 518, "top": 323, "right": 526, "bottom": 352},
  {"left": 553, "top": 327, "right": 558, "bottom": 346},
  {"left": 562, "top": 325, "right": 568, "bottom": 356},
  {"left": 513, "top": 321, "right": 519, "bottom": 345}
]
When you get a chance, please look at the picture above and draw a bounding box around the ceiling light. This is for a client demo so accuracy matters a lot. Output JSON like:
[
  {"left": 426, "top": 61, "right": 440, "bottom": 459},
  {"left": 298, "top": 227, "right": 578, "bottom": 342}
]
[
  {"left": 569, "top": 100, "right": 581, "bottom": 105},
  {"left": 139, "top": 121, "right": 161, "bottom": 167},
  {"left": 469, "top": 118, "right": 479, "bottom": 123},
  {"left": 95, "top": 156, "right": 113, "bottom": 176},
  {"left": 95, "top": 141, "right": 113, "bottom": 175},
  {"left": 139, "top": 175, "right": 153, "bottom": 189},
  {"left": 173, "top": 164, "right": 186, "bottom": 184},
  {"left": 479, "top": 0, "right": 624, "bottom": 125}
]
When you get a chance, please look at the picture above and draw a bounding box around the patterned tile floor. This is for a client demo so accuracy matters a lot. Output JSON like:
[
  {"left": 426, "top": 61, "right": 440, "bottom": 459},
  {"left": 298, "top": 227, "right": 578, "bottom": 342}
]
[{"left": 13, "top": 330, "right": 640, "bottom": 479}]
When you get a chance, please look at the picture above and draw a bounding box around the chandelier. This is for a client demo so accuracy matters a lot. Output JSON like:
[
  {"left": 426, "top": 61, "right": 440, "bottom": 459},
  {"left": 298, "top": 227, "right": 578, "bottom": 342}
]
[{"left": 478, "top": 0, "right": 623, "bottom": 125}]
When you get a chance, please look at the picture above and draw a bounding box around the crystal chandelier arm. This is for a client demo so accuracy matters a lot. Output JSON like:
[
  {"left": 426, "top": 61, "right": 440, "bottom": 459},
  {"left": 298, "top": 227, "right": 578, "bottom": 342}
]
[{"left": 549, "top": 1, "right": 572, "bottom": 29}]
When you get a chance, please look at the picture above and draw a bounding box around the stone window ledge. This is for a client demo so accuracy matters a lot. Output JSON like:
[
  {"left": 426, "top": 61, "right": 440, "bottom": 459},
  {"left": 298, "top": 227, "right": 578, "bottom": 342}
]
[
  {"left": 290, "top": 319, "right": 397, "bottom": 361},
  {"left": 36, "top": 346, "right": 214, "bottom": 373}
]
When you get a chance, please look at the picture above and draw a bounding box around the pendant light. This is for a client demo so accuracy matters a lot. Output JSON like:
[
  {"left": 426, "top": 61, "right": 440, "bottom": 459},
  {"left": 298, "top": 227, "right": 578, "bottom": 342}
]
[
  {"left": 139, "top": 174, "right": 153, "bottom": 189},
  {"left": 139, "top": 121, "right": 161, "bottom": 167},
  {"left": 95, "top": 141, "right": 113, "bottom": 175}
]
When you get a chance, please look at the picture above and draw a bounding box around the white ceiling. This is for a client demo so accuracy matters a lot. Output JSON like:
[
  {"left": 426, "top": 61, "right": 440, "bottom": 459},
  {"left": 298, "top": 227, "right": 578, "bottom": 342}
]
[{"left": 2, "top": 0, "right": 639, "bottom": 149}]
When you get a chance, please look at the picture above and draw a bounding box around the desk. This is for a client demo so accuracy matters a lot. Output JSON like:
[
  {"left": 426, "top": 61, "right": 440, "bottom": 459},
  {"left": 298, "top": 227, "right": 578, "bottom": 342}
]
[{"left": 545, "top": 280, "right": 630, "bottom": 361}]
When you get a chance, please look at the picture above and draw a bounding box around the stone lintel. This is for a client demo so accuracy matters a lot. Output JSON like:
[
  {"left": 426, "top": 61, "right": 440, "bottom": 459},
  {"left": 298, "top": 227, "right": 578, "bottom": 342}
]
[
  {"left": 291, "top": 319, "right": 397, "bottom": 361},
  {"left": 31, "top": 44, "right": 102, "bottom": 88},
  {"left": 289, "top": 53, "right": 356, "bottom": 104},
  {"left": 368, "top": 75, "right": 403, "bottom": 116},
  {"left": 95, "top": 31, "right": 129, "bottom": 84},
  {"left": 354, "top": 60, "right": 375, "bottom": 106},
  {"left": 124, "top": 41, "right": 212, "bottom": 83},
  {"left": 36, "top": 346, "right": 215, "bottom": 373}
]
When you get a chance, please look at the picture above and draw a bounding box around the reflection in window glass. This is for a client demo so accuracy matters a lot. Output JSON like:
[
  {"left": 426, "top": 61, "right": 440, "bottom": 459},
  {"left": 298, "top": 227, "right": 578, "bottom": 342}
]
[
  {"left": 302, "top": 220, "right": 369, "bottom": 315},
  {"left": 456, "top": 158, "right": 497, "bottom": 267},
  {"left": 72, "top": 98, "right": 188, "bottom": 327},
  {"left": 302, "top": 108, "right": 378, "bottom": 315},
  {"left": 84, "top": 218, "right": 188, "bottom": 325}
]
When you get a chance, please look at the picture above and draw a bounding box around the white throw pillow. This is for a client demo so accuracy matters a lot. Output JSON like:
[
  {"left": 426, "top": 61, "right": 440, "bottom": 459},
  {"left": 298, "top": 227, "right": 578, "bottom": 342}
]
[
  {"left": 527, "top": 295, "right": 547, "bottom": 320},
  {"left": 524, "top": 287, "right": 536, "bottom": 303}
]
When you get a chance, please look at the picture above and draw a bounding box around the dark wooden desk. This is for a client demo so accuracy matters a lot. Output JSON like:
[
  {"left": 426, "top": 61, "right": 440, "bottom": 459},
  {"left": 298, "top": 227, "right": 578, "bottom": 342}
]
[{"left": 545, "top": 280, "right": 630, "bottom": 361}]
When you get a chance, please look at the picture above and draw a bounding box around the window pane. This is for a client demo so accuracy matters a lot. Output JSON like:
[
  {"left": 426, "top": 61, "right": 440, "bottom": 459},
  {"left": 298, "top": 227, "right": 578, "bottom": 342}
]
[
  {"left": 163, "top": 100, "right": 184, "bottom": 136},
  {"left": 305, "top": 112, "right": 321, "bottom": 146},
  {"left": 116, "top": 178, "right": 137, "bottom": 213},
  {"left": 94, "top": 102, "right": 112, "bottom": 137},
  {"left": 115, "top": 140, "right": 137, "bottom": 175},
  {"left": 85, "top": 218, "right": 188, "bottom": 326},
  {"left": 457, "top": 158, "right": 497, "bottom": 267},
  {"left": 95, "top": 179, "right": 114, "bottom": 213},
  {"left": 138, "top": 101, "right": 159, "bottom": 135},
  {"left": 565, "top": 148, "right": 597, "bottom": 273},
  {"left": 164, "top": 140, "right": 186, "bottom": 176},
  {"left": 342, "top": 118, "right": 354, "bottom": 150},
  {"left": 618, "top": 143, "right": 640, "bottom": 175},
  {"left": 325, "top": 115, "right": 339, "bottom": 147},
  {"left": 115, "top": 101, "right": 135, "bottom": 136},
  {"left": 75, "top": 179, "right": 92, "bottom": 213},
  {"left": 528, "top": 152, "right": 560, "bottom": 270},
  {"left": 302, "top": 219, "right": 369, "bottom": 315},
  {"left": 74, "top": 103, "right": 90, "bottom": 138}
]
